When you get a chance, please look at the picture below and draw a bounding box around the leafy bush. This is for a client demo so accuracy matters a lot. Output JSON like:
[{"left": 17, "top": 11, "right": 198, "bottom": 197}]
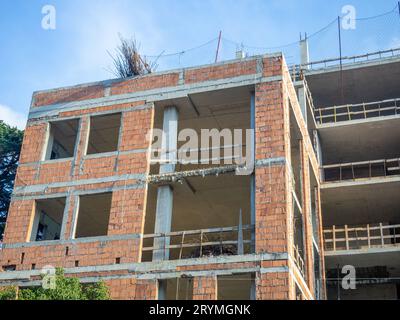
[
  {"left": 0, "top": 286, "right": 17, "bottom": 300},
  {"left": 1, "top": 268, "right": 110, "bottom": 300}
]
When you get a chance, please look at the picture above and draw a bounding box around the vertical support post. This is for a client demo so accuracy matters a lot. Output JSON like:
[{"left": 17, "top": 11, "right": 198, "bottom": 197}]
[
  {"left": 345, "top": 225, "right": 349, "bottom": 250},
  {"left": 367, "top": 224, "right": 371, "bottom": 248},
  {"left": 299, "top": 36, "right": 310, "bottom": 69},
  {"left": 250, "top": 92, "right": 256, "bottom": 253},
  {"left": 336, "top": 264, "right": 341, "bottom": 301},
  {"left": 332, "top": 225, "right": 336, "bottom": 251},
  {"left": 237, "top": 209, "right": 244, "bottom": 255},
  {"left": 313, "top": 130, "right": 324, "bottom": 180},
  {"left": 380, "top": 223, "right": 384, "bottom": 246},
  {"left": 297, "top": 85, "right": 308, "bottom": 124},
  {"left": 159, "top": 106, "right": 179, "bottom": 174},
  {"left": 337, "top": 16, "right": 344, "bottom": 105},
  {"left": 158, "top": 280, "right": 166, "bottom": 300},
  {"left": 153, "top": 106, "right": 178, "bottom": 262}
]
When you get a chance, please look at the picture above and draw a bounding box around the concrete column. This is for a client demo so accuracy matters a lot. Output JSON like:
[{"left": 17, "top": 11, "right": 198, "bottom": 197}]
[
  {"left": 297, "top": 86, "right": 308, "bottom": 124},
  {"left": 313, "top": 130, "right": 324, "bottom": 180},
  {"left": 153, "top": 106, "right": 178, "bottom": 262},
  {"left": 300, "top": 38, "right": 310, "bottom": 69},
  {"left": 159, "top": 106, "right": 179, "bottom": 174}
]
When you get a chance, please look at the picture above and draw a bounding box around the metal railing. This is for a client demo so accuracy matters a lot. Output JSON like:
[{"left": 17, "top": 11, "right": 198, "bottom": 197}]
[
  {"left": 323, "top": 158, "right": 400, "bottom": 182},
  {"left": 289, "top": 48, "right": 400, "bottom": 81},
  {"left": 294, "top": 244, "right": 305, "bottom": 277},
  {"left": 142, "top": 224, "right": 254, "bottom": 261},
  {"left": 324, "top": 223, "right": 400, "bottom": 252},
  {"left": 315, "top": 98, "right": 400, "bottom": 124},
  {"left": 303, "top": 47, "right": 400, "bottom": 71}
]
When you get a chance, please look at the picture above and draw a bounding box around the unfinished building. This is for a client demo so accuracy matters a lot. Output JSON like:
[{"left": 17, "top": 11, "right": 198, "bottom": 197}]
[{"left": 0, "top": 40, "right": 399, "bottom": 300}]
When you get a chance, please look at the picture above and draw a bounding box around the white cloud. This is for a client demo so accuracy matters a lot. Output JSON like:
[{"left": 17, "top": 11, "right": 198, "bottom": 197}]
[{"left": 0, "top": 104, "right": 27, "bottom": 129}]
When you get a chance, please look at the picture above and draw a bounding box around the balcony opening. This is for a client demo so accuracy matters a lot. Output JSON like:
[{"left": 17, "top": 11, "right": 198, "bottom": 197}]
[
  {"left": 86, "top": 113, "right": 121, "bottom": 155},
  {"left": 217, "top": 273, "right": 254, "bottom": 300},
  {"left": 327, "top": 266, "right": 399, "bottom": 300},
  {"left": 30, "top": 197, "right": 66, "bottom": 242},
  {"left": 74, "top": 193, "right": 112, "bottom": 238},
  {"left": 44, "top": 119, "right": 79, "bottom": 160},
  {"left": 158, "top": 278, "right": 193, "bottom": 300},
  {"left": 149, "top": 87, "right": 252, "bottom": 174},
  {"left": 142, "top": 174, "right": 252, "bottom": 262}
]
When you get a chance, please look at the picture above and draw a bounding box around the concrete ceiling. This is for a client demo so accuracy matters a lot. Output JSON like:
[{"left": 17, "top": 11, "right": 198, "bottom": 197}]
[
  {"left": 306, "top": 59, "right": 400, "bottom": 108},
  {"left": 325, "top": 250, "right": 400, "bottom": 277},
  {"left": 321, "top": 180, "right": 400, "bottom": 227},
  {"left": 318, "top": 117, "right": 400, "bottom": 164},
  {"left": 144, "top": 174, "right": 251, "bottom": 234},
  {"left": 153, "top": 86, "right": 252, "bottom": 127},
  {"left": 151, "top": 86, "right": 252, "bottom": 173}
]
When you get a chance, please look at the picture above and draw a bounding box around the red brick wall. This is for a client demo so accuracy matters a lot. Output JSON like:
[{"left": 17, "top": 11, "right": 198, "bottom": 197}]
[
  {"left": 0, "top": 238, "right": 141, "bottom": 271},
  {"left": 105, "top": 278, "right": 158, "bottom": 300},
  {"left": 33, "top": 85, "right": 104, "bottom": 107},
  {"left": 108, "top": 188, "right": 147, "bottom": 235},
  {"left": 111, "top": 74, "right": 180, "bottom": 96},
  {"left": 1, "top": 102, "right": 154, "bottom": 271},
  {"left": 254, "top": 81, "right": 290, "bottom": 254},
  {"left": 185, "top": 60, "right": 257, "bottom": 84},
  {"left": 256, "top": 272, "right": 292, "bottom": 300},
  {"left": 192, "top": 276, "right": 217, "bottom": 300},
  {"left": 18, "top": 123, "right": 47, "bottom": 164}
]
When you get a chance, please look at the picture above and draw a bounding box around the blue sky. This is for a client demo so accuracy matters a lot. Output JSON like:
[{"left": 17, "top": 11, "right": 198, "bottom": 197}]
[{"left": 0, "top": 0, "right": 399, "bottom": 128}]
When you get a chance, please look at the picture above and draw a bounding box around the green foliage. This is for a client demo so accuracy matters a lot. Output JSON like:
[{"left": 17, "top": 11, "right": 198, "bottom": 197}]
[
  {"left": 0, "top": 120, "right": 23, "bottom": 240},
  {"left": 3, "top": 268, "right": 110, "bottom": 300},
  {"left": 0, "top": 286, "right": 17, "bottom": 300}
]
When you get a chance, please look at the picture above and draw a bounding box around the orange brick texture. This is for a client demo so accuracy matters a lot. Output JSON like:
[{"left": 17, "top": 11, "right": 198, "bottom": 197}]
[
  {"left": 192, "top": 276, "right": 217, "bottom": 300},
  {"left": 105, "top": 278, "right": 158, "bottom": 300},
  {"left": 256, "top": 272, "right": 293, "bottom": 300},
  {"left": 1, "top": 101, "right": 154, "bottom": 273},
  {"left": 254, "top": 79, "right": 290, "bottom": 254}
]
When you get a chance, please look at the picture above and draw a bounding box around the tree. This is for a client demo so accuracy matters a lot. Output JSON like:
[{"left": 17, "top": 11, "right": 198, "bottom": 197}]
[
  {"left": 0, "top": 120, "right": 23, "bottom": 240},
  {"left": 109, "top": 34, "right": 158, "bottom": 78},
  {"left": 0, "top": 268, "right": 110, "bottom": 300}
]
